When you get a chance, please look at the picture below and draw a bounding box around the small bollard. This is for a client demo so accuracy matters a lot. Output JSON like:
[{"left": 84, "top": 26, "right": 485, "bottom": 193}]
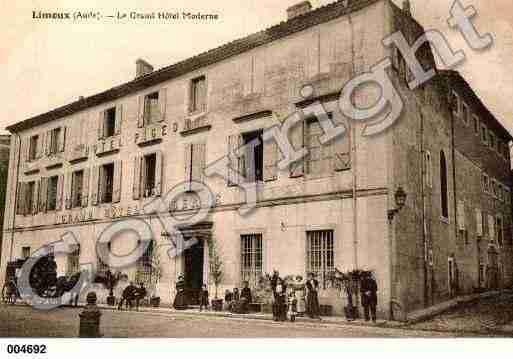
[{"left": 79, "top": 292, "right": 102, "bottom": 338}]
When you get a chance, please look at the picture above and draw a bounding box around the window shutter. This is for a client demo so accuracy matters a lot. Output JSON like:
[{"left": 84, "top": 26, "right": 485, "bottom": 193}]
[
  {"left": 199, "top": 79, "right": 207, "bottom": 112},
  {"left": 23, "top": 183, "right": 30, "bottom": 215},
  {"left": 37, "top": 133, "right": 44, "bottom": 159},
  {"left": 155, "top": 151, "right": 163, "bottom": 197},
  {"left": 184, "top": 143, "right": 193, "bottom": 190},
  {"left": 23, "top": 137, "right": 30, "bottom": 162},
  {"left": 33, "top": 180, "right": 40, "bottom": 214},
  {"left": 91, "top": 166, "right": 100, "bottom": 206},
  {"left": 137, "top": 96, "right": 145, "bottom": 127},
  {"left": 58, "top": 126, "right": 66, "bottom": 152},
  {"left": 16, "top": 182, "right": 24, "bottom": 215},
  {"left": 82, "top": 168, "right": 90, "bottom": 207},
  {"left": 237, "top": 135, "right": 245, "bottom": 183},
  {"left": 263, "top": 140, "right": 278, "bottom": 182},
  {"left": 56, "top": 175, "right": 64, "bottom": 211},
  {"left": 227, "top": 135, "right": 238, "bottom": 186},
  {"left": 113, "top": 160, "right": 122, "bottom": 203},
  {"left": 488, "top": 214, "right": 495, "bottom": 242},
  {"left": 476, "top": 208, "right": 483, "bottom": 236},
  {"left": 65, "top": 172, "right": 73, "bottom": 210},
  {"left": 159, "top": 88, "right": 167, "bottom": 122},
  {"left": 40, "top": 177, "right": 48, "bottom": 212},
  {"left": 333, "top": 124, "right": 351, "bottom": 172},
  {"left": 290, "top": 120, "right": 304, "bottom": 177},
  {"left": 133, "top": 156, "right": 142, "bottom": 200},
  {"left": 115, "top": 104, "right": 123, "bottom": 135},
  {"left": 97, "top": 111, "right": 104, "bottom": 140},
  {"left": 45, "top": 130, "right": 52, "bottom": 155},
  {"left": 457, "top": 201, "right": 465, "bottom": 231}
]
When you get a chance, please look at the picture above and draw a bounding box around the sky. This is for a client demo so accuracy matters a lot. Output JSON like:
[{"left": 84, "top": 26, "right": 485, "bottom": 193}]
[{"left": 1, "top": 0, "right": 512, "bottom": 134}]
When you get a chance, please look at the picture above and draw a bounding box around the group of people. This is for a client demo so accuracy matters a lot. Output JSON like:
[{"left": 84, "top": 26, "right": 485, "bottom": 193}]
[
  {"left": 224, "top": 281, "right": 252, "bottom": 313},
  {"left": 117, "top": 282, "right": 147, "bottom": 311},
  {"left": 271, "top": 271, "right": 321, "bottom": 322},
  {"left": 171, "top": 270, "right": 379, "bottom": 322}
]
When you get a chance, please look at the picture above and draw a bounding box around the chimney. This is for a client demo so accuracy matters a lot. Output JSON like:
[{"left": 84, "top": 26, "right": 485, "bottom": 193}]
[
  {"left": 136, "top": 58, "right": 154, "bottom": 78},
  {"left": 402, "top": 0, "right": 411, "bottom": 16},
  {"left": 287, "top": 1, "right": 312, "bottom": 20}
]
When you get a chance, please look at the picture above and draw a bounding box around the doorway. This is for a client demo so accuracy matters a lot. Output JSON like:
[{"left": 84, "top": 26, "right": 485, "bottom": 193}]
[{"left": 183, "top": 239, "right": 204, "bottom": 305}]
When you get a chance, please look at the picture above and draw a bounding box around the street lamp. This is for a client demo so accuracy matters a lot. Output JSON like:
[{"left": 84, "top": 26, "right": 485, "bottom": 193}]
[{"left": 387, "top": 187, "right": 407, "bottom": 222}]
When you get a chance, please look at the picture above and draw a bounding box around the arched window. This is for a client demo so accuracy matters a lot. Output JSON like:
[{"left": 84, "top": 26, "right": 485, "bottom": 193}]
[{"left": 440, "top": 150, "right": 449, "bottom": 218}]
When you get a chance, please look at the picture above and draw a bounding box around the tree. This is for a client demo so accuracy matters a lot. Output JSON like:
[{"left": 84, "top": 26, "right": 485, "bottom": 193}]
[{"left": 207, "top": 238, "right": 223, "bottom": 299}]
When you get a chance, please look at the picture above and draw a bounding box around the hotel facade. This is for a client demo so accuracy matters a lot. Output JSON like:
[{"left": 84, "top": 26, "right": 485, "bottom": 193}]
[{"left": 1, "top": 0, "right": 512, "bottom": 320}]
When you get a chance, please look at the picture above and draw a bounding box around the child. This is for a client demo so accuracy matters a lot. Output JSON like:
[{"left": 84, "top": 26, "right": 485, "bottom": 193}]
[
  {"left": 287, "top": 290, "right": 298, "bottom": 322},
  {"left": 199, "top": 284, "right": 209, "bottom": 311}
]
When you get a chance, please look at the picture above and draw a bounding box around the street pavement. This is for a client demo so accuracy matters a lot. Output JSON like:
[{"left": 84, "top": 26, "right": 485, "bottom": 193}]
[{"left": 0, "top": 303, "right": 504, "bottom": 338}]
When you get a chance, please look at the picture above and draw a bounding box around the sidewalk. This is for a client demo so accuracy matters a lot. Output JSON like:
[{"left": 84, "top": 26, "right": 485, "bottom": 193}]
[{"left": 96, "top": 303, "right": 405, "bottom": 329}]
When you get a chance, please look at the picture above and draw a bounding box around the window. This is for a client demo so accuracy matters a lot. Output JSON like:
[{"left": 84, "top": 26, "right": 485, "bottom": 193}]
[
  {"left": 450, "top": 92, "right": 460, "bottom": 117},
  {"left": 482, "top": 174, "right": 489, "bottom": 193},
  {"left": 49, "top": 128, "right": 61, "bottom": 155},
  {"left": 72, "top": 170, "right": 84, "bottom": 208},
  {"left": 29, "top": 135, "right": 39, "bottom": 161},
  {"left": 306, "top": 118, "right": 334, "bottom": 175},
  {"left": 473, "top": 115, "right": 479, "bottom": 134},
  {"left": 240, "top": 234, "right": 263, "bottom": 286},
  {"left": 496, "top": 216, "right": 504, "bottom": 247},
  {"left": 241, "top": 130, "right": 264, "bottom": 183},
  {"left": 306, "top": 230, "right": 334, "bottom": 289},
  {"left": 461, "top": 103, "right": 469, "bottom": 125},
  {"left": 103, "top": 107, "right": 116, "bottom": 138},
  {"left": 97, "top": 242, "right": 111, "bottom": 273},
  {"left": 67, "top": 244, "right": 80, "bottom": 275},
  {"left": 480, "top": 124, "right": 488, "bottom": 144},
  {"left": 425, "top": 151, "right": 432, "bottom": 188},
  {"left": 440, "top": 151, "right": 449, "bottom": 219},
  {"left": 489, "top": 132, "right": 496, "bottom": 151},
  {"left": 144, "top": 92, "right": 160, "bottom": 125},
  {"left": 22, "top": 246, "right": 31, "bottom": 259},
  {"left": 185, "top": 143, "right": 205, "bottom": 190},
  {"left": 491, "top": 180, "right": 498, "bottom": 198},
  {"left": 479, "top": 263, "right": 485, "bottom": 288},
  {"left": 25, "top": 181, "right": 36, "bottom": 213},
  {"left": 47, "top": 176, "right": 58, "bottom": 211},
  {"left": 143, "top": 153, "right": 157, "bottom": 198},
  {"left": 190, "top": 75, "right": 207, "bottom": 113},
  {"left": 100, "top": 163, "right": 115, "bottom": 203},
  {"left": 135, "top": 240, "right": 154, "bottom": 286}
]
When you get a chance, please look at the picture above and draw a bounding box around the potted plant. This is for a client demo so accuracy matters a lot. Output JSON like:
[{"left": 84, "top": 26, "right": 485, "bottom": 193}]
[
  {"left": 329, "top": 268, "right": 368, "bottom": 321},
  {"left": 149, "top": 249, "right": 162, "bottom": 307},
  {"left": 207, "top": 238, "right": 223, "bottom": 311}
]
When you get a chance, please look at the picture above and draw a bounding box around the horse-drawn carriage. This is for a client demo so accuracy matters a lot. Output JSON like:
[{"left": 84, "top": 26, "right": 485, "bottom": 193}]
[{"left": 1, "top": 259, "right": 26, "bottom": 304}]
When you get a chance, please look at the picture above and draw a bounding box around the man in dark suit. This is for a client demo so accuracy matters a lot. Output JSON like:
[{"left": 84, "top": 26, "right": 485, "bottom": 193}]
[{"left": 360, "top": 272, "right": 378, "bottom": 322}]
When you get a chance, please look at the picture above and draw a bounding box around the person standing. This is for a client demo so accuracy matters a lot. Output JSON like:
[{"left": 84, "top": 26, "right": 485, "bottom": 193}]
[
  {"left": 240, "top": 281, "right": 252, "bottom": 313},
  {"left": 360, "top": 272, "right": 378, "bottom": 323},
  {"left": 199, "top": 284, "right": 209, "bottom": 311},
  {"left": 270, "top": 270, "right": 280, "bottom": 320},
  {"left": 294, "top": 275, "right": 306, "bottom": 316},
  {"left": 305, "top": 273, "right": 321, "bottom": 319},
  {"left": 173, "top": 275, "right": 188, "bottom": 310}
]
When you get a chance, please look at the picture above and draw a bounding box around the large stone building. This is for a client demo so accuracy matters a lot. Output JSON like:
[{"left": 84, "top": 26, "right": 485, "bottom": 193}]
[{"left": 1, "top": 0, "right": 511, "bottom": 319}]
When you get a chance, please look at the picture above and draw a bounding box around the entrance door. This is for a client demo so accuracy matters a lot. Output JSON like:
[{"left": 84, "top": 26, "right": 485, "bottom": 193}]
[{"left": 183, "top": 239, "right": 204, "bottom": 305}]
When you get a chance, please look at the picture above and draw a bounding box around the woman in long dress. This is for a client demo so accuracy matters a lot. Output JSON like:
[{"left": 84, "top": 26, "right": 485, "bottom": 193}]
[
  {"left": 305, "top": 272, "right": 321, "bottom": 319},
  {"left": 294, "top": 275, "right": 306, "bottom": 315},
  {"left": 173, "top": 275, "right": 188, "bottom": 310}
]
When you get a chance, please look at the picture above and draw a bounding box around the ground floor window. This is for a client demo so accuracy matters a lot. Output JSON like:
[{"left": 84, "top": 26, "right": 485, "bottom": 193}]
[
  {"left": 135, "top": 241, "right": 154, "bottom": 286},
  {"left": 67, "top": 244, "right": 80, "bottom": 275},
  {"left": 306, "top": 230, "right": 334, "bottom": 288},
  {"left": 240, "top": 234, "right": 263, "bottom": 286}
]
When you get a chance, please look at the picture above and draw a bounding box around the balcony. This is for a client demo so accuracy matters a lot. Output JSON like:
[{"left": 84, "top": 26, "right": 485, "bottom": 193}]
[
  {"left": 180, "top": 114, "right": 211, "bottom": 137},
  {"left": 44, "top": 152, "right": 64, "bottom": 169},
  {"left": 22, "top": 160, "right": 40, "bottom": 175},
  {"left": 95, "top": 136, "right": 122, "bottom": 157},
  {"left": 68, "top": 144, "right": 90, "bottom": 163},
  {"left": 135, "top": 123, "right": 167, "bottom": 147}
]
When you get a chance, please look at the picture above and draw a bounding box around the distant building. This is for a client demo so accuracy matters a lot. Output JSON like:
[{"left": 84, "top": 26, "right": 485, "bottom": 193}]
[
  {"left": 1, "top": 0, "right": 511, "bottom": 320},
  {"left": 0, "top": 135, "right": 10, "bottom": 267}
]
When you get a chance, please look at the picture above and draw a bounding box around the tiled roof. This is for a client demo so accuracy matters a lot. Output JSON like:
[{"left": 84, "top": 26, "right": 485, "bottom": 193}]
[{"left": 6, "top": 0, "right": 381, "bottom": 133}]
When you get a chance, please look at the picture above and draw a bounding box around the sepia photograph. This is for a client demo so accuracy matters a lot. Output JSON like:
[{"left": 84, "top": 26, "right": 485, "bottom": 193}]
[{"left": 1, "top": 0, "right": 513, "bottom": 356}]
